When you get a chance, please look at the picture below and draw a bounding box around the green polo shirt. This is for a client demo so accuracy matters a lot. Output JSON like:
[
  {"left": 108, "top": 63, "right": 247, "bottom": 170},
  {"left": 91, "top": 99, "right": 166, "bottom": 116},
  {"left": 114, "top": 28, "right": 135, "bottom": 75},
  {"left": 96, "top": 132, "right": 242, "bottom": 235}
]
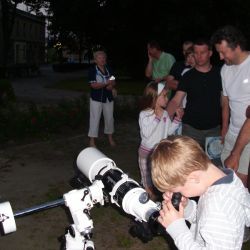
[{"left": 152, "top": 52, "right": 176, "bottom": 80}]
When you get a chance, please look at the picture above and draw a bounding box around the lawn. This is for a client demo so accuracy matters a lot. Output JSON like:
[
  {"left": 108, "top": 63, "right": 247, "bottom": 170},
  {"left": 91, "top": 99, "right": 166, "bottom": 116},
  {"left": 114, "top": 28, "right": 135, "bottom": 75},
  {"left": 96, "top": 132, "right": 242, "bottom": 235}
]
[{"left": 49, "top": 77, "right": 148, "bottom": 96}]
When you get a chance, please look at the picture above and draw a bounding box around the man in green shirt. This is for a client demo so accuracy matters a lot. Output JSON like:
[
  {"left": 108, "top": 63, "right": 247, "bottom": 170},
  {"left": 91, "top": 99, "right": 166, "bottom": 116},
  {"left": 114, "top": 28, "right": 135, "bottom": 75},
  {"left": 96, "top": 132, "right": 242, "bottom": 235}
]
[{"left": 145, "top": 40, "right": 176, "bottom": 84}]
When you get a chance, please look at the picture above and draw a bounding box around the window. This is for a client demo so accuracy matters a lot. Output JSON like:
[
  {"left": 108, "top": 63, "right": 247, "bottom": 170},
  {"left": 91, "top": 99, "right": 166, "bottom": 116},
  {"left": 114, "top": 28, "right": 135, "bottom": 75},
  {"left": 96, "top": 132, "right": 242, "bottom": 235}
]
[{"left": 15, "top": 42, "right": 27, "bottom": 63}]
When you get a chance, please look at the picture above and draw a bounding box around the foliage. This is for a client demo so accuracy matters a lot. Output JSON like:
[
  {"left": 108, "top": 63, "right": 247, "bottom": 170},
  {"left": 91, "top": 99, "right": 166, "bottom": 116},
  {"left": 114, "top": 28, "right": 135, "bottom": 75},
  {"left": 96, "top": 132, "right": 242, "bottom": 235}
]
[
  {"left": 46, "top": 0, "right": 250, "bottom": 79},
  {"left": 0, "top": 78, "right": 16, "bottom": 104},
  {"left": 49, "top": 77, "right": 147, "bottom": 96},
  {"left": 2, "top": 0, "right": 250, "bottom": 78},
  {"left": 0, "top": 98, "right": 88, "bottom": 143},
  {"left": 52, "top": 63, "right": 92, "bottom": 72},
  {"left": 0, "top": 93, "right": 140, "bottom": 144}
]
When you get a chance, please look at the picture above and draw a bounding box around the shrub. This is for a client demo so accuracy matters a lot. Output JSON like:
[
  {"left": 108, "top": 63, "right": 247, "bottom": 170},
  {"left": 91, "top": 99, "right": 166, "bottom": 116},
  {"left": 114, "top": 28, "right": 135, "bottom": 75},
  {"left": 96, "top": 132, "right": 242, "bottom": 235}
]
[
  {"left": 0, "top": 97, "right": 89, "bottom": 144},
  {"left": 52, "top": 63, "right": 93, "bottom": 72},
  {"left": 0, "top": 79, "right": 16, "bottom": 105}
]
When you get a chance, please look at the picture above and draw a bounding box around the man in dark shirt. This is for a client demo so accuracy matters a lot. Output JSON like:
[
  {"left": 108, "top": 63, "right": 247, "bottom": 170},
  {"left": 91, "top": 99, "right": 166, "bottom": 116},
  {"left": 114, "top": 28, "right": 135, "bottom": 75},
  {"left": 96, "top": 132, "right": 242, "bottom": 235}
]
[
  {"left": 168, "top": 45, "right": 195, "bottom": 99},
  {"left": 167, "top": 39, "right": 222, "bottom": 148}
]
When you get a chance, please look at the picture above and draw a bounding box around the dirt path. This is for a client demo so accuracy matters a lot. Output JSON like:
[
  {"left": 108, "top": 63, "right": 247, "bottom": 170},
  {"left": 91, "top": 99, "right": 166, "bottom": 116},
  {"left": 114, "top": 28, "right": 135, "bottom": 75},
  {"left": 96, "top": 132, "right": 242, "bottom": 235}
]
[
  {"left": 1, "top": 119, "right": 250, "bottom": 250},
  {"left": 11, "top": 65, "right": 85, "bottom": 104},
  {"left": 0, "top": 119, "right": 172, "bottom": 250}
]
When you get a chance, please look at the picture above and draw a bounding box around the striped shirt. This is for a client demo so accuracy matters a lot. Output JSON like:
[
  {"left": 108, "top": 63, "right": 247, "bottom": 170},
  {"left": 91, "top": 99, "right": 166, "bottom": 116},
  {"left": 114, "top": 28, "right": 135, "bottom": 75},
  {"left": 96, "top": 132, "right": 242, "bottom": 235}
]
[{"left": 167, "top": 169, "right": 250, "bottom": 249}]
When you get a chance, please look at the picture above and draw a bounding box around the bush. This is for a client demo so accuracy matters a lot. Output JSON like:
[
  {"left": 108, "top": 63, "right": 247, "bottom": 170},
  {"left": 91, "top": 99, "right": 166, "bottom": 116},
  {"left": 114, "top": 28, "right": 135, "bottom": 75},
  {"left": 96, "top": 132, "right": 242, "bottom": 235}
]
[
  {"left": 0, "top": 97, "right": 88, "bottom": 144},
  {"left": 52, "top": 63, "right": 93, "bottom": 72},
  {"left": 0, "top": 79, "right": 15, "bottom": 105}
]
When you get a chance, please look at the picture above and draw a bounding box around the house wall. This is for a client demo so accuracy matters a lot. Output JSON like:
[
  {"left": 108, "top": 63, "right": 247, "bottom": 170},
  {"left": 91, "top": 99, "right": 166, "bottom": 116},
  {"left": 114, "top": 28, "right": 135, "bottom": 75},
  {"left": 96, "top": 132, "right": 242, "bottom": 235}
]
[
  {"left": 10, "top": 9, "right": 45, "bottom": 66},
  {"left": 0, "top": 2, "right": 3, "bottom": 66}
]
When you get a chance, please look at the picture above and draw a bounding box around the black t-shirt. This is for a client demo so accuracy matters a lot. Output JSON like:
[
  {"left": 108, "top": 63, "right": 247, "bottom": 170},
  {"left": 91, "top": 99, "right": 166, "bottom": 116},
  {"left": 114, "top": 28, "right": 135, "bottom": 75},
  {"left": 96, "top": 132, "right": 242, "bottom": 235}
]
[
  {"left": 170, "top": 60, "right": 191, "bottom": 81},
  {"left": 177, "top": 66, "right": 222, "bottom": 130},
  {"left": 169, "top": 60, "right": 192, "bottom": 99}
]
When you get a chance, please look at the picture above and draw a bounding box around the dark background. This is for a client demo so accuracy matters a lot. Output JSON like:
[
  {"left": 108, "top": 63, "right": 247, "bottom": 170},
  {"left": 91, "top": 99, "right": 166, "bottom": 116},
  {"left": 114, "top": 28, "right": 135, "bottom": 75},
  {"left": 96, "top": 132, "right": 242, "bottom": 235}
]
[
  {"left": 2, "top": 0, "right": 250, "bottom": 78},
  {"left": 47, "top": 0, "right": 250, "bottom": 78}
]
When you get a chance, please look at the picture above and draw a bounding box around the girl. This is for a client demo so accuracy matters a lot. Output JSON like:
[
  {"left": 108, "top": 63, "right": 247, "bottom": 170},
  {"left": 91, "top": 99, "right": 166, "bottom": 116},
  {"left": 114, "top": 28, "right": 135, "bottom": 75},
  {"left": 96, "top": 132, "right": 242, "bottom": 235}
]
[{"left": 138, "top": 82, "right": 183, "bottom": 200}]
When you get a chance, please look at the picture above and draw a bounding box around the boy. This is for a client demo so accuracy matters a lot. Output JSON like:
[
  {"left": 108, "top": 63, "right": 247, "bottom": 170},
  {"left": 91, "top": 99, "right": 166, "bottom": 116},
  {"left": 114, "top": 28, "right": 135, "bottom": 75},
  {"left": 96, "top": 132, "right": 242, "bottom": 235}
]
[{"left": 151, "top": 136, "right": 250, "bottom": 250}]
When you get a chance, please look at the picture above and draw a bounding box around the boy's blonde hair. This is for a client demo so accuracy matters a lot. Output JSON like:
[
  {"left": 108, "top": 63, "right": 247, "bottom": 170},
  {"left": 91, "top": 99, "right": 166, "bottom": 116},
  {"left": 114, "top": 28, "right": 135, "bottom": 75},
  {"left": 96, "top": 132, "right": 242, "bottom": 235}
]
[{"left": 151, "top": 136, "right": 210, "bottom": 192}]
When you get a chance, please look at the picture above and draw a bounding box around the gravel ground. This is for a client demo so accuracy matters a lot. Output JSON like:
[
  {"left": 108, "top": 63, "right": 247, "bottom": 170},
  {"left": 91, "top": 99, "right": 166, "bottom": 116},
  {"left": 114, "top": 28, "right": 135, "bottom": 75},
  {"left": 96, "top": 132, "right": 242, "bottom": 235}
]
[{"left": 0, "top": 119, "right": 173, "bottom": 250}]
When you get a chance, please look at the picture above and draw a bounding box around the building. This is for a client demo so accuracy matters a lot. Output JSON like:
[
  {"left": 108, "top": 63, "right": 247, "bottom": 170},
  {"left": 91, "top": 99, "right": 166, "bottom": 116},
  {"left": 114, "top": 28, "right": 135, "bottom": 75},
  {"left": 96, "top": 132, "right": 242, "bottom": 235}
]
[{"left": 0, "top": 6, "right": 45, "bottom": 76}]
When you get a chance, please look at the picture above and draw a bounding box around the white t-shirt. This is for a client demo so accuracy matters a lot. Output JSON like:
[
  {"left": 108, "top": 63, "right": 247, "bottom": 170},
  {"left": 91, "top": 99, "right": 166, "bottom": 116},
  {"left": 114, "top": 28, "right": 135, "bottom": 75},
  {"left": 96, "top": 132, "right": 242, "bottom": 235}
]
[{"left": 221, "top": 55, "right": 250, "bottom": 136}]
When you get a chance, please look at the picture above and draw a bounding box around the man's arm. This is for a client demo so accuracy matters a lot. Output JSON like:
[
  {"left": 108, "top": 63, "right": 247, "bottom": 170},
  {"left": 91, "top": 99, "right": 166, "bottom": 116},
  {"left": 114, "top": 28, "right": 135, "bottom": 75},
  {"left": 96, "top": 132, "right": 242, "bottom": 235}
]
[
  {"left": 166, "top": 75, "right": 179, "bottom": 90},
  {"left": 221, "top": 94, "right": 230, "bottom": 142},
  {"left": 166, "top": 91, "right": 186, "bottom": 118},
  {"left": 224, "top": 106, "right": 250, "bottom": 171}
]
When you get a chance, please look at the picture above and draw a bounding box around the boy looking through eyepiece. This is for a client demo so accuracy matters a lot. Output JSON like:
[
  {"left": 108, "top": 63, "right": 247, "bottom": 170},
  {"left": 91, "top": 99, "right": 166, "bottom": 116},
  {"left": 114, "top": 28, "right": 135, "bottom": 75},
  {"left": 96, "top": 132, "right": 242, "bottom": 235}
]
[{"left": 151, "top": 136, "right": 250, "bottom": 250}]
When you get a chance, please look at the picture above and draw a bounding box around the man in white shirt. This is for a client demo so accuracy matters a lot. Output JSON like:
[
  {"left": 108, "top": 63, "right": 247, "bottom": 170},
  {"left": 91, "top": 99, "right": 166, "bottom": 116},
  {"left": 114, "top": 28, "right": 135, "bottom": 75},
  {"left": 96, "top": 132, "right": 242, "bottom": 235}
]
[{"left": 211, "top": 26, "right": 250, "bottom": 187}]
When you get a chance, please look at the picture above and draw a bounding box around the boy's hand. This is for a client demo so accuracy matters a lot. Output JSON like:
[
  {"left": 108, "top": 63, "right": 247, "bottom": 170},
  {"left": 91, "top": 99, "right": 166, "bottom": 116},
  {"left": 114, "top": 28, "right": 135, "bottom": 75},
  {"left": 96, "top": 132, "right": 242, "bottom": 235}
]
[
  {"left": 163, "top": 192, "right": 188, "bottom": 209},
  {"left": 158, "top": 199, "right": 184, "bottom": 228}
]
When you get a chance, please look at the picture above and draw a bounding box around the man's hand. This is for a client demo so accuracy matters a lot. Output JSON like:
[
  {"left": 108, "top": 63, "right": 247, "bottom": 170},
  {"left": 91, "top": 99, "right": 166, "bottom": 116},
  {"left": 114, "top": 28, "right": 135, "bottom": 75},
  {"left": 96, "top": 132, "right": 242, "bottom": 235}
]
[
  {"left": 147, "top": 51, "right": 153, "bottom": 61},
  {"left": 246, "top": 106, "right": 250, "bottom": 118},
  {"left": 175, "top": 108, "right": 184, "bottom": 120},
  {"left": 224, "top": 152, "right": 240, "bottom": 172}
]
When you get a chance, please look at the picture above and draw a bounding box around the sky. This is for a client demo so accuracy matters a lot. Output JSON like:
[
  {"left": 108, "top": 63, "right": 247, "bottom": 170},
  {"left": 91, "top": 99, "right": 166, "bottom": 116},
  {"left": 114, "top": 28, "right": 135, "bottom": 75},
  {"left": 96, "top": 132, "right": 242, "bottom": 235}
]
[{"left": 17, "top": 2, "right": 47, "bottom": 15}]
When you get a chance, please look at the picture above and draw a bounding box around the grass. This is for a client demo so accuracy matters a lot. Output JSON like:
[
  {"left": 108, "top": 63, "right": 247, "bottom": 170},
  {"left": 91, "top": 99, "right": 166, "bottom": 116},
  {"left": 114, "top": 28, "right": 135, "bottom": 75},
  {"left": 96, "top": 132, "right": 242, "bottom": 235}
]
[{"left": 48, "top": 77, "right": 147, "bottom": 96}]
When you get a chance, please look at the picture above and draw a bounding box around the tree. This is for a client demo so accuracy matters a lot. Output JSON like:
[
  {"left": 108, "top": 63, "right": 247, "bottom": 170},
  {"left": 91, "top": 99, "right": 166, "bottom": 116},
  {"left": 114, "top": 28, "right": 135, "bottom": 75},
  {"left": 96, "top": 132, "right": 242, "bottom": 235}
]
[
  {"left": 48, "top": 0, "right": 103, "bottom": 63},
  {"left": 19, "top": 0, "right": 250, "bottom": 78}
]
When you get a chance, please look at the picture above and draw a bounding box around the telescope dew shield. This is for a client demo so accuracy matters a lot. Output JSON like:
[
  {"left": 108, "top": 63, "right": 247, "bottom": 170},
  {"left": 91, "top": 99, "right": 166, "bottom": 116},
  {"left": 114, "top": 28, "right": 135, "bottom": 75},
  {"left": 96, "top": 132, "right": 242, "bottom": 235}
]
[
  {"left": 76, "top": 147, "right": 160, "bottom": 222},
  {"left": 76, "top": 147, "right": 115, "bottom": 182}
]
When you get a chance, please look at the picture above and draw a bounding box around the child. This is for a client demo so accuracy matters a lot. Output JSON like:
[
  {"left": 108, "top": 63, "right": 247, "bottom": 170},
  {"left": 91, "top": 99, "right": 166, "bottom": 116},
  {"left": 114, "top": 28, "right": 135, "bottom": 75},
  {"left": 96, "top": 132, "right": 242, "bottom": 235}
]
[
  {"left": 151, "top": 136, "right": 250, "bottom": 250},
  {"left": 138, "top": 82, "right": 183, "bottom": 200}
]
